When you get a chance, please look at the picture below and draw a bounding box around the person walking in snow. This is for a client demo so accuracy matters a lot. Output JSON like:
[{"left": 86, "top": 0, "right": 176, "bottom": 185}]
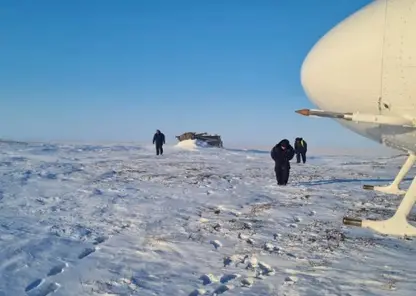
[
  {"left": 152, "top": 129, "right": 165, "bottom": 155},
  {"left": 271, "top": 139, "right": 295, "bottom": 185},
  {"left": 294, "top": 137, "right": 307, "bottom": 163}
]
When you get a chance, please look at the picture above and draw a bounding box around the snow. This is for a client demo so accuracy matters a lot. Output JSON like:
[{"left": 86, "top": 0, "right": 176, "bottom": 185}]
[
  {"left": 0, "top": 140, "right": 415, "bottom": 296},
  {"left": 175, "top": 139, "right": 210, "bottom": 150}
]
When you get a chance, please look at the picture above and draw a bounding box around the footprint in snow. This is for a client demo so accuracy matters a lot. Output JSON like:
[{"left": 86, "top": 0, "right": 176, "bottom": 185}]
[
  {"left": 188, "top": 288, "right": 207, "bottom": 296},
  {"left": 285, "top": 252, "right": 298, "bottom": 260},
  {"left": 293, "top": 216, "right": 302, "bottom": 223},
  {"left": 25, "top": 278, "right": 45, "bottom": 292},
  {"left": 25, "top": 262, "right": 67, "bottom": 293},
  {"left": 47, "top": 262, "right": 68, "bottom": 277},
  {"left": 258, "top": 261, "right": 275, "bottom": 275},
  {"left": 223, "top": 254, "right": 245, "bottom": 267},
  {"left": 241, "top": 277, "right": 254, "bottom": 288},
  {"left": 283, "top": 275, "right": 298, "bottom": 285},
  {"left": 78, "top": 247, "right": 96, "bottom": 259},
  {"left": 93, "top": 235, "right": 109, "bottom": 245},
  {"left": 33, "top": 282, "right": 60, "bottom": 296},
  {"left": 210, "top": 240, "right": 222, "bottom": 249},
  {"left": 199, "top": 274, "right": 219, "bottom": 285},
  {"left": 213, "top": 284, "right": 234, "bottom": 295},
  {"left": 25, "top": 280, "right": 60, "bottom": 296},
  {"left": 220, "top": 273, "right": 241, "bottom": 284}
]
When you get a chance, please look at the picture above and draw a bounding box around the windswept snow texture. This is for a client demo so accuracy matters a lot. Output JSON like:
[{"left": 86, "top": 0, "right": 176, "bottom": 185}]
[{"left": 0, "top": 141, "right": 415, "bottom": 296}]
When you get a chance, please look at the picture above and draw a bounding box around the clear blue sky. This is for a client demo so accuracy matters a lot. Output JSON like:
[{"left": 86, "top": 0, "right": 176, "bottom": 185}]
[{"left": 1, "top": 0, "right": 382, "bottom": 149}]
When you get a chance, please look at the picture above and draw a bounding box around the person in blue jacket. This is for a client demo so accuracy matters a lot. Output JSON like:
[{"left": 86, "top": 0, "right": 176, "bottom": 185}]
[{"left": 152, "top": 129, "right": 165, "bottom": 155}]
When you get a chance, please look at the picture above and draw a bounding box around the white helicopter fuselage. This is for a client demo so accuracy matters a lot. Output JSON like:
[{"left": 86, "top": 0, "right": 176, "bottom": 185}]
[
  {"left": 301, "top": 0, "right": 416, "bottom": 153},
  {"left": 299, "top": 0, "right": 416, "bottom": 237}
]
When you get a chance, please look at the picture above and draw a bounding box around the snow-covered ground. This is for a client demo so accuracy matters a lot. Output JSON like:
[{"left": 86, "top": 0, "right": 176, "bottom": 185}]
[{"left": 0, "top": 140, "right": 415, "bottom": 296}]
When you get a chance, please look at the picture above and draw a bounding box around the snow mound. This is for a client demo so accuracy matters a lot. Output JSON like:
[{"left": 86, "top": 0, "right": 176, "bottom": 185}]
[{"left": 175, "top": 139, "right": 210, "bottom": 150}]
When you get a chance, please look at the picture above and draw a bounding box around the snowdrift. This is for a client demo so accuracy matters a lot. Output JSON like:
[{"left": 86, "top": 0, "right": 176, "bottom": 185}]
[{"left": 174, "top": 139, "right": 210, "bottom": 150}]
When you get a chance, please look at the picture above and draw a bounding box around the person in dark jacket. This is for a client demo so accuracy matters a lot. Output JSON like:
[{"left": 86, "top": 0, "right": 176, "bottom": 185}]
[
  {"left": 294, "top": 137, "right": 307, "bottom": 163},
  {"left": 152, "top": 129, "right": 165, "bottom": 155},
  {"left": 271, "top": 139, "right": 295, "bottom": 185}
]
